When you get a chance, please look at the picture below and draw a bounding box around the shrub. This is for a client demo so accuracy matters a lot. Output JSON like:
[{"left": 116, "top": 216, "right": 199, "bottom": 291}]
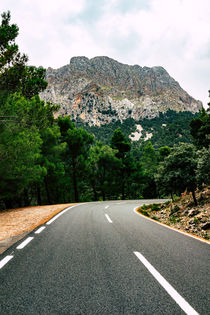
[
  {"left": 151, "top": 204, "right": 160, "bottom": 211},
  {"left": 138, "top": 208, "right": 150, "bottom": 217},
  {"left": 151, "top": 216, "right": 160, "bottom": 221}
]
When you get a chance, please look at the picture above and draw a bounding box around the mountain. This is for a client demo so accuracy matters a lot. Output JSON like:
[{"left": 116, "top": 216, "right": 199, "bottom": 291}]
[{"left": 40, "top": 56, "right": 202, "bottom": 126}]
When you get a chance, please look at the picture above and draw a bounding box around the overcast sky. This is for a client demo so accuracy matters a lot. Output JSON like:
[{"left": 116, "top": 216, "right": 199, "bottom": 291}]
[{"left": 1, "top": 0, "right": 210, "bottom": 107}]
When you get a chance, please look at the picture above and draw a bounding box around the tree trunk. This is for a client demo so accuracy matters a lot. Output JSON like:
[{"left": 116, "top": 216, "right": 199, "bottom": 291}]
[
  {"left": 44, "top": 177, "right": 51, "bottom": 204},
  {"left": 72, "top": 157, "right": 79, "bottom": 202},
  {"left": 170, "top": 192, "right": 174, "bottom": 202},
  {"left": 24, "top": 189, "right": 30, "bottom": 207},
  {"left": 121, "top": 168, "right": 125, "bottom": 200},
  {"left": 37, "top": 185, "right": 42, "bottom": 205},
  {"left": 191, "top": 189, "right": 197, "bottom": 206},
  {"left": 92, "top": 187, "right": 98, "bottom": 201}
]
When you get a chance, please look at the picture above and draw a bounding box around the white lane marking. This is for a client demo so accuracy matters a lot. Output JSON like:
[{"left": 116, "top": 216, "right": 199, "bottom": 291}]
[
  {"left": 46, "top": 204, "right": 82, "bottom": 225},
  {"left": 16, "top": 237, "right": 34, "bottom": 249},
  {"left": 133, "top": 207, "right": 210, "bottom": 245},
  {"left": 35, "top": 226, "right": 46, "bottom": 234},
  {"left": 105, "top": 213, "right": 113, "bottom": 223},
  {"left": 0, "top": 255, "right": 14, "bottom": 269},
  {"left": 105, "top": 205, "right": 109, "bottom": 209},
  {"left": 134, "top": 251, "right": 199, "bottom": 315}
]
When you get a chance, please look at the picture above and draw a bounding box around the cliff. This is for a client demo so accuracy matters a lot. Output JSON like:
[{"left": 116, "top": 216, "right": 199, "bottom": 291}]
[{"left": 40, "top": 56, "right": 202, "bottom": 126}]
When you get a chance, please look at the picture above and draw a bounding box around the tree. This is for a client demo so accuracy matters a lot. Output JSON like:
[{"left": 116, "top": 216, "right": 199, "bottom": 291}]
[
  {"left": 58, "top": 117, "right": 94, "bottom": 202},
  {"left": 158, "top": 146, "right": 171, "bottom": 161},
  {"left": 155, "top": 143, "right": 198, "bottom": 204},
  {"left": 111, "top": 128, "right": 131, "bottom": 159},
  {"left": 190, "top": 104, "right": 210, "bottom": 149},
  {"left": 196, "top": 147, "right": 210, "bottom": 188},
  {"left": 111, "top": 128, "right": 131, "bottom": 199},
  {"left": 0, "top": 94, "right": 44, "bottom": 208},
  {"left": 38, "top": 125, "right": 66, "bottom": 205},
  {"left": 140, "top": 141, "right": 158, "bottom": 198},
  {"left": 87, "top": 143, "right": 120, "bottom": 200},
  {"left": 0, "top": 11, "right": 47, "bottom": 98},
  {"left": 0, "top": 11, "right": 27, "bottom": 94}
]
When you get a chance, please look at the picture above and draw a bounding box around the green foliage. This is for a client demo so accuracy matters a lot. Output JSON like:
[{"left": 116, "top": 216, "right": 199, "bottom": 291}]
[
  {"left": 155, "top": 143, "right": 198, "bottom": 204},
  {"left": 58, "top": 116, "right": 94, "bottom": 202},
  {"left": 79, "top": 110, "right": 196, "bottom": 148},
  {"left": 158, "top": 146, "right": 171, "bottom": 161},
  {"left": 0, "top": 11, "right": 28, "bottom": 94},
  {"left": 87, "top": 142, "right": 120, "bottom": 200},
  {"left": 0, "top": 12, "right": 47, "bottom": 98},
  {"left": 151, "top": 216, "right": 160, "bottom": 221},
  {"left": 138, "top": 208, "right": 150, "bottom": 217},
  {"left": 151, "top": 204, "right": 160, "bottom": 211},
  {"left": 196, "top": 147, "right": 210, "bottom": 187},
  {"left": 111, "top": 128, "right": 131, "bottom": 158},
  {"left": 190, "top": 106, "right": 210, "bottom": 149},
  {"left": 0, "top": 94, "right": 44, "bottom": 206}
]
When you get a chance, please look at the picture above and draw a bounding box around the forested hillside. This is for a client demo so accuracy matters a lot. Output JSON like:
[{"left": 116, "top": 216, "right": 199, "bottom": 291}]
[
  {"left": 80, "top": 110, "right": 197, "bottom": 147},
  {"left": 0, "top": 12, "right": 209, "bottom": 210}
]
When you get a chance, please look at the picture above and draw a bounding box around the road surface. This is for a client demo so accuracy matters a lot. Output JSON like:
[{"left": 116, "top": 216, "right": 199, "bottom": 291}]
[{"left": 0, "top": 200, "right": 209, "bottom": 314}]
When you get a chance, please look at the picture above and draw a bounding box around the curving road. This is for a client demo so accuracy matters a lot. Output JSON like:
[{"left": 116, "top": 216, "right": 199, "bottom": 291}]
[{"left": 0, "top": 200, "right": 209, "bottom": 314}]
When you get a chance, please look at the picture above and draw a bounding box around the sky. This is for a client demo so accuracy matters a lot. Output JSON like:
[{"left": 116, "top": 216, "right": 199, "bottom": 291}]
[{"left": 0, "top": 0, "right": 210, "bottom": 107}]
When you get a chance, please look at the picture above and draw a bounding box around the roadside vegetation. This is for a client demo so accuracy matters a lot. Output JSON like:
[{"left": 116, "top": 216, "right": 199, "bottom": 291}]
[
  {"left": 0, "top": 12, "right": 209, "bottom": 216},
  {"left": 137, "top": 187, "right": 210, "bottom": 240}
]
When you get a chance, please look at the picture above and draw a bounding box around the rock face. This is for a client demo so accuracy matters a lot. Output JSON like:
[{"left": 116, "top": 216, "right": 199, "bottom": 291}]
[{"left": 40, "top": 56, "right": 202, "bottom": 126}]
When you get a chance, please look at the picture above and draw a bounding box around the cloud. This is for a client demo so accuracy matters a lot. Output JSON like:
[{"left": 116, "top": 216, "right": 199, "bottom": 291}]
[{"left": 0, "top": 0, "right": 209, "bottom": 106}]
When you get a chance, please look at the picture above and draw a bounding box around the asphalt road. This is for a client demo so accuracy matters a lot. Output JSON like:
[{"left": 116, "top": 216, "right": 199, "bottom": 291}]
[{"left": 0, "top": 200, "right": 209, "bottom": 314}]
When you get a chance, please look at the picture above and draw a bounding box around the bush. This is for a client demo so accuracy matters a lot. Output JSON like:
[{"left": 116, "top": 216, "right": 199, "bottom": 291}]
[
  {"left": 138, "top": 208, "right": 150, "bottom": 217},
  {"left": 141, "top": 204, "right": 150, "bottom": 210},
  {"left": 151, "top": 216, "right": 160, "bottom": 221},
  {"left": 151, "top": 204, "right": 160, "bottom": 211}
]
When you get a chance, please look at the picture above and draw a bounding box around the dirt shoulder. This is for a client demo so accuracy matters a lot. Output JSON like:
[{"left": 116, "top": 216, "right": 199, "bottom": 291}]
[{"left": 0, "top": 203, "right": 75, "bottom": 254}]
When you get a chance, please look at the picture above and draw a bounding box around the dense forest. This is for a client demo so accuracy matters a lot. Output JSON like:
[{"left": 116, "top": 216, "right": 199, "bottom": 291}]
[
  {"left": 80, "top": 110, "right": 197, "bottom": 148},
  {"left": 0, "top": 12, "right": 209, "bottom": 210}
]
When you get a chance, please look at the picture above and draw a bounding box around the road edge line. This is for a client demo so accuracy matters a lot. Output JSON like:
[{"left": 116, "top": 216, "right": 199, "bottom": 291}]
[
  {"left": 46, "top": 204, "right": 83, "bottom": 225},
  {"left": 133, "top": 207, "right": 210, "bottom": 244}
]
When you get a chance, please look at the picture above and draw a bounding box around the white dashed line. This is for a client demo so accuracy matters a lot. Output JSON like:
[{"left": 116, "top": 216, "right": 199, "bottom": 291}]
[
  {"left": 105, "top": 214, "right": 113, "bottom": 223},
  {"left": 35, "top": 226, "right": 46, "bottom": 234},
  {"left": 134, "top": 251, "right": 199, "bottom": 315},
  {"left": 16, "top": 237, "right": 34, "bottom": 249},
  {"left": 0, "top": 255, "right": 14, "bottom": 269},
  {"left": 105, "top": 205, "right": 109, "bottom": 209}
]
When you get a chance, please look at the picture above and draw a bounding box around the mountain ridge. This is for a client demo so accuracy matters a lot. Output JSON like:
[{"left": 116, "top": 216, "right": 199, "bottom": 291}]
[{"left": 40, "top": 56, "right": 202, "bottom": 126}]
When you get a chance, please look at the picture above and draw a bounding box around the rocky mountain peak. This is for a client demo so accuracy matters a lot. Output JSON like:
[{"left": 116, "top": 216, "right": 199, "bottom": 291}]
[{"left": 40, "top": 56, "right": 202, "bottom": 126}]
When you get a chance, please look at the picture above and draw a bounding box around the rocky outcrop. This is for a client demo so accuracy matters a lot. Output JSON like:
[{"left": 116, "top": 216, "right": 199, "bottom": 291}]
[{"left": 40, "top": 56, "right": 202, "bottom": 126}]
